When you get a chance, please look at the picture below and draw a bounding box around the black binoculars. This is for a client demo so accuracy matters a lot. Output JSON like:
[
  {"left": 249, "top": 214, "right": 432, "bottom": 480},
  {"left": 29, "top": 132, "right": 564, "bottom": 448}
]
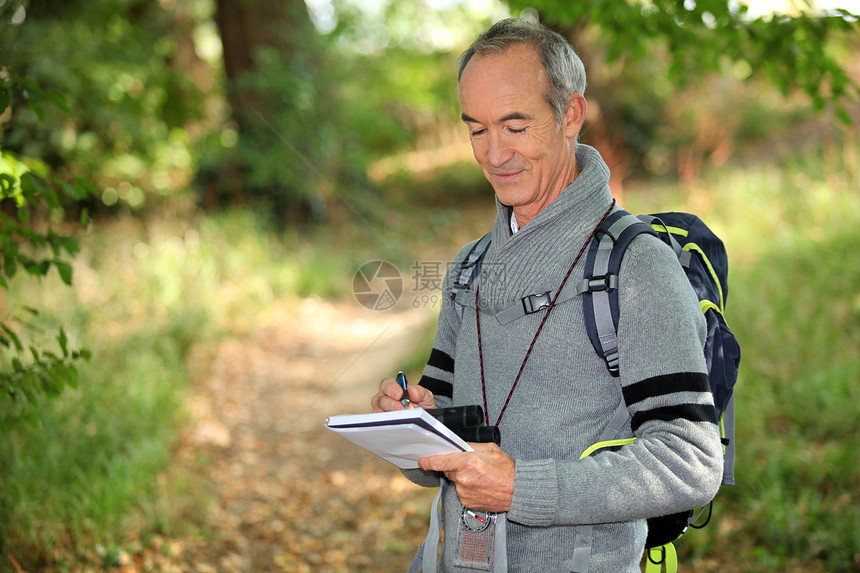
[{"left": 425, "top": 405, "right": 501, "bottom": 445}]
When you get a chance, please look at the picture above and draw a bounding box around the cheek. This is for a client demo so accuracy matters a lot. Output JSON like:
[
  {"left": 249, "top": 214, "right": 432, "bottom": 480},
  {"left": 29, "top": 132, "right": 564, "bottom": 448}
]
[
  {"left": 529, "top": 134, "right": 558, "bottom": 157},
  {"left": 524, "top": 123, "right": 563, "bottom": 156},
  {"left": 470, "top": 140, "right": 486, "bottom": 162}
]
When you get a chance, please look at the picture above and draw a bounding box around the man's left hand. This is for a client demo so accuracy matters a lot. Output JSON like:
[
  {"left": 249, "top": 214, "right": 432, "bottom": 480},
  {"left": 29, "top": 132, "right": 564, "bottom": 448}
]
[{"left": 418, "top": 442, "right": 515, "bottom": 512}]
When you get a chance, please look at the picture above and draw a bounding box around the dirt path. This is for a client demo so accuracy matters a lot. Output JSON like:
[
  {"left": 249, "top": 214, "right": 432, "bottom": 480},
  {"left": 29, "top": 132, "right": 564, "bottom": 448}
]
[{"left": 155, "top": 297, "right": 440, "bottom": 572}]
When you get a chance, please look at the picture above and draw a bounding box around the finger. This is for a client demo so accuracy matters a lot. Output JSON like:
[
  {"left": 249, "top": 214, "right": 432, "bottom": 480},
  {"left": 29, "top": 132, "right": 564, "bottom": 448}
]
[
  {"left": 374, "top": 378, "right": 407, "bottom": 410},
  {"left": 407, "top": 385, "right": 435, "bottom": 409},
  {"left": 468, "top": 441, "right": 502, "bottom": 453},
  {"left": 374, "top": 394, "right": 405, "bottom": 412},
  {"left": 370, "top": 393, "right": 387, "bottom": 412},
  {"left": 378, "top": 377, "right": 398, "bottom": 396},
  {"left": 419, "top": 452, "right": 467, "bottom": 473}
]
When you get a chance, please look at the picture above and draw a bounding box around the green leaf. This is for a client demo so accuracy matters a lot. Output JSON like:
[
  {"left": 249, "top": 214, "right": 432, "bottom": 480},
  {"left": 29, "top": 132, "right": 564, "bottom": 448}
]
[
  {"left": 22, "top": 257, "right": 49, "bottom": 277},
  {"left": 0, "top": 173, "right": 16, "bottom": 196},
  {"left": 48, "top": 232, "right": 78, "bottom": 258},
  {"left": 57, "top": 179, "right": 87, "bottom": 201},
  {"left": 58, "top": 327, "right": 69, "bottom": 357},
  {"left": 16, "top": 205, "right": 30, "bottom": 224},
  {"left": 58, "top": 236, "right": 80, "bottom": 256},
  {"left": 4, "top": 252, "right": 17, "bottom": 279},
  {"left": 21, "top": 78, "right": 47, "bottom": 122},
  {"left": 47, "top": 91, "right": 72, "bottom": 116},
  {"left": 0, "top": 79, "right": 10, "bottom": 115},
  {"left": 2, "top": 325, "right": 23, "bottom": 352},
  {"left": 65, "top": 365, "right": 79, "bottom": 389},
  {"left": 18, "top": 382, "right": 37, "bottom": 407},
  {"left": 55, "top": 261, "right": 73, "bottom": 285},
  {"left": 21, "top": 172, "right": 59, "bottom": 209},
  {"left": 40, "top": 371, "right": 59, "bottom": 396},
  {"left": 29, "top": 100, "right": 46, "bottom": 122},
  {"left": 74, "top": 175, "right": 97, "bottom": 198},
  {"left": 46, "top": 233, "right": 61, "bottom": 257}
]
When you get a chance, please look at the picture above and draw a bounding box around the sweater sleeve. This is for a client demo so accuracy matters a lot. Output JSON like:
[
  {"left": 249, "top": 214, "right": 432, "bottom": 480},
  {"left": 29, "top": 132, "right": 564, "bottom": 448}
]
[{"left": 508, "top": 235, "right": 724, "bottom": 526}]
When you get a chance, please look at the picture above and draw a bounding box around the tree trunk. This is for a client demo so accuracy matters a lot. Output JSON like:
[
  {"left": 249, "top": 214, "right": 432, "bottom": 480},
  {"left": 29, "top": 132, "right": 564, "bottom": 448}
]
[
  {"left": 210, "top": 0, "right": 316, "bottom": 211},
  {"left": 214, "top": 0, "right": 310, "bottom": 134}
]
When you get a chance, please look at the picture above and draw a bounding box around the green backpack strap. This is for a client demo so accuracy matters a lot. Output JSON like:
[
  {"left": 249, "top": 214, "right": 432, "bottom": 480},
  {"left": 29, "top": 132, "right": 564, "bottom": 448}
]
[{"left": 645, "top": 543, "right": 678, "bottom": 573}]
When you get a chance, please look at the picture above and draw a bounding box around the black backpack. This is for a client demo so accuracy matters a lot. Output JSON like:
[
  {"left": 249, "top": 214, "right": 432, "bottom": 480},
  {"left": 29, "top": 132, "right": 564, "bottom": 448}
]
[{"left": 449, "top": 209, "right": 741, "bottom": 569}]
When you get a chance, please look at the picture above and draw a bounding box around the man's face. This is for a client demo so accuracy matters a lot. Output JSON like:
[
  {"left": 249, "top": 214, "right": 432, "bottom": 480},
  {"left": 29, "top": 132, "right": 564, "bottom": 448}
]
[{"left": 459, "top": 43, "right": 583, "bottom": 226}]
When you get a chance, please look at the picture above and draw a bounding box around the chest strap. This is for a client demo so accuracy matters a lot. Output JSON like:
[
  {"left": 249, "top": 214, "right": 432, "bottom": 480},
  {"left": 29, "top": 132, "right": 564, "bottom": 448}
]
[
  {"left": 409, "top": 479, "right": 509, "bottom": 572},
  {"left": 474, "top": 282, "right": 580, "bottom": 326},
  {"left": 569, "top": 399, "right": 631, "bottom": 573}
]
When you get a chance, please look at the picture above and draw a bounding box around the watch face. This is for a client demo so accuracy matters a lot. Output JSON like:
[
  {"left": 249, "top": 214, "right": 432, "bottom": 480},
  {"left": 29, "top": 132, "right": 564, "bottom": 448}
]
[{"left": 461, "top": 508, "right": 492, "bottom": 532}]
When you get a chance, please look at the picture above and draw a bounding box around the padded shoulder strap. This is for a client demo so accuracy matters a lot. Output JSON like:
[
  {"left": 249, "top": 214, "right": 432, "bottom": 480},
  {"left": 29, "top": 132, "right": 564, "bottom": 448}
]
[
  {"left": 578, "top": 210, "right": 655, "bottom": 376},
  {"left": 450, "top": 231, "right": 493, "bottom": 308}
]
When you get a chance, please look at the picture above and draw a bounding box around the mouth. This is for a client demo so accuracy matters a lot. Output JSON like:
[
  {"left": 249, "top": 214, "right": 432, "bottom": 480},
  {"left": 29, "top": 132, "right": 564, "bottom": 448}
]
[{"left": 490, "top": 170, "right": 524, "bottom": 183}]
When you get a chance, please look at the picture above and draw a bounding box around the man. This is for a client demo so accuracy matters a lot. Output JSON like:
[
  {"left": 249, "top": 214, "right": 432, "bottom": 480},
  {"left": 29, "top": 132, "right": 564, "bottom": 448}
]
[{"left": 371, "top": 18, "right": 723, "bottom": 573}]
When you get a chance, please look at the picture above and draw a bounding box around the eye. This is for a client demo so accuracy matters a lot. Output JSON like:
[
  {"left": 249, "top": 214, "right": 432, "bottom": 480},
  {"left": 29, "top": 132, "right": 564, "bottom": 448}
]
[
  {"left": 469, "top": 128, "right": 487, "bottom": 137},
  {"left": 508, "top": 127, "right": 527, "bottom": 134}
]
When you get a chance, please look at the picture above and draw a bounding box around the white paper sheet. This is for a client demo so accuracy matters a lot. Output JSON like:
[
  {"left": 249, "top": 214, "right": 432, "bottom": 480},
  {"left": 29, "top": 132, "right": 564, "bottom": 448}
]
[{"left": 326, "top": 409, "right": 474, "bottom": 469}]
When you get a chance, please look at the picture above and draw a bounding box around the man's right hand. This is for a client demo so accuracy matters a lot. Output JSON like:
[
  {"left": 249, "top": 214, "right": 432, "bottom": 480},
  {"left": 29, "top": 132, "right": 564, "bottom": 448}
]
[{"left": 371, "top": 377, "right": 436, "bottom": 412}]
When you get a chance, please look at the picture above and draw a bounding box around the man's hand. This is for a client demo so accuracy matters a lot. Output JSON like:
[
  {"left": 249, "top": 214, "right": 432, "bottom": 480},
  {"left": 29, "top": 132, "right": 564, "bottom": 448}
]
[
  {"left": 371, "top": 377, "right": 436, "bottom": 412},
  {"left": 419, "top": 442, "right": 515, "bottom": 512}
]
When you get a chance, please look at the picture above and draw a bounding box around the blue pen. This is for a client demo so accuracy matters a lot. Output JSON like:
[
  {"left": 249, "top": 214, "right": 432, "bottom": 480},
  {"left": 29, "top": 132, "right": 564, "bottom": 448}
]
[{"left": 396, "top": 371, "right": 411, "bottom": 408}]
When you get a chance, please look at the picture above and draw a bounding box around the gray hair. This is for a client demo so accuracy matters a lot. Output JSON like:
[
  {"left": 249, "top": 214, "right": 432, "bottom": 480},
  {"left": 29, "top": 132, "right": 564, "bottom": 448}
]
[{"left": 458, "top": 18, "right": 587, "bottom": 128}]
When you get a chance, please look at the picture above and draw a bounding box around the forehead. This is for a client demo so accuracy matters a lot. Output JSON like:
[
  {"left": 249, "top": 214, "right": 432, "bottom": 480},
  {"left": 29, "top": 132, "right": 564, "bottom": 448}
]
[{"left": 459, "top": 43, "right": 551, "bottom": 120}]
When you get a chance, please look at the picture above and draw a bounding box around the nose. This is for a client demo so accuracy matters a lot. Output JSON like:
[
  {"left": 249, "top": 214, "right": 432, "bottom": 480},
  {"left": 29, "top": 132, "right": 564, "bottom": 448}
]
[{"left": 486, "top": 130, "right": 514, "bottom": 168}]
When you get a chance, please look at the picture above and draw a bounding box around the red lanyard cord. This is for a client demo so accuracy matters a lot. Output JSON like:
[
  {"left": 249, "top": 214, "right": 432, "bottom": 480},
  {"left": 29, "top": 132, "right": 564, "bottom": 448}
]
[{"left": 475, "top": 199, "right": 616, "bottom": 427}]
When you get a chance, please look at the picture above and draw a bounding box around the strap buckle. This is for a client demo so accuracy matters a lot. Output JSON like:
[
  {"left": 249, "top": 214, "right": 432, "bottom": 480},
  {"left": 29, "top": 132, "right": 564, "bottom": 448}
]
[
  {"left": 522, "top": 291, "right": 553, "bottom": 314},
  {"left": 581, "top": 274, "right": 618, "bottom": 293},
  {"left": 450, "top": 283, "right": 469, "bottom": 300},
  {"left": 604, "top": 350, "right": 620, "bottom": 377}
]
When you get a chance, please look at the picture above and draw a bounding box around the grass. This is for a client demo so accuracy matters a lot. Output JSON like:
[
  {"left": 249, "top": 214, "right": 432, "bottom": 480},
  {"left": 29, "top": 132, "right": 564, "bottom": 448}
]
[
  {"left": 624, "top": 135, "right": 860, "bottom": 571},
  {"left": 1, "top": 131, "right": 858, "bottom": 571},
  {"left": 0, "top": 196, "right": 486, "bottom": 570}
]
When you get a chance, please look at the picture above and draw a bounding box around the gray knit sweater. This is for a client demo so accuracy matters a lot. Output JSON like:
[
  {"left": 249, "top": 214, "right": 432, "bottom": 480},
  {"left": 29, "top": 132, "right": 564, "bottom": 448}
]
[{"left": 411, "top": 144, "right": 723, "bottom": 572}]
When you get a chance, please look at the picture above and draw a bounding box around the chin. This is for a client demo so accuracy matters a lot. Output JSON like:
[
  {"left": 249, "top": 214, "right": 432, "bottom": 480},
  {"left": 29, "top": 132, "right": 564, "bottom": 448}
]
[{"left": 492, "top": 189, "right": 530, "bottom": 208}]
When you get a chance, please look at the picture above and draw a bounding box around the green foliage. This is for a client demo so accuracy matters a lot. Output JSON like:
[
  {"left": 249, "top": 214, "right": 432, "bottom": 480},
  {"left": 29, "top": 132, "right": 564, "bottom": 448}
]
[
  {"left": 0, "top": 198, "right": 430, "bottom": 567},
  {"left": 0, "top": 0, "right": 204, "bottom": 211},
  {"left": 0, "top": 204, "right": 217, "bottom": 567},
  {"left": 624, "top": 134, "right": 860, "bottom": 571},
  {"left": 510, "top": 0, "right": 860, "bottom": 116},
  {"left": 0, "top": 46, "right": 100, "bottom": 565},
  {"left": 196, "top": 0, "right": 480, "bottom": 225},
  {"left": 495, "top": 0, "right": 860, "bottom": 182},
  {"left": 0, "top": 314, "right": 195, "bottom": 568},
  {"left": 720, "top": 170, "right": 860, "bottom": 570},
  {"left": 196, "top": 36, "right": 380, "bottom": 223},
  {"left": 0, "top": 142, "right": 94, "bottom": 428}
]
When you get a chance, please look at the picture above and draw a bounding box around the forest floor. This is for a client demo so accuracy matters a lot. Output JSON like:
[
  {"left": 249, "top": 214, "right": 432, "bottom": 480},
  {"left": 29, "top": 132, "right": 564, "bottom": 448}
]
[{"left": 124, "top": 297, "right": 439, "bottom": 572}]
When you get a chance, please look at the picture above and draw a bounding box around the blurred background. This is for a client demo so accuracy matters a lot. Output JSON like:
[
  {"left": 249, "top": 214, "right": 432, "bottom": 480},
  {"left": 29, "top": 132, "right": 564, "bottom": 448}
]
[{"left": 1, "top": 0, "right": 858, "bottom": 571}]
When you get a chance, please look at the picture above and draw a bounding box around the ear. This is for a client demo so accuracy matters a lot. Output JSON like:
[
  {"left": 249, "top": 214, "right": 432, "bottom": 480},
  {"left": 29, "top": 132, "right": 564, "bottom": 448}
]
[{"left": 563, "top": 93, "right": 587, "bottom": 139}]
